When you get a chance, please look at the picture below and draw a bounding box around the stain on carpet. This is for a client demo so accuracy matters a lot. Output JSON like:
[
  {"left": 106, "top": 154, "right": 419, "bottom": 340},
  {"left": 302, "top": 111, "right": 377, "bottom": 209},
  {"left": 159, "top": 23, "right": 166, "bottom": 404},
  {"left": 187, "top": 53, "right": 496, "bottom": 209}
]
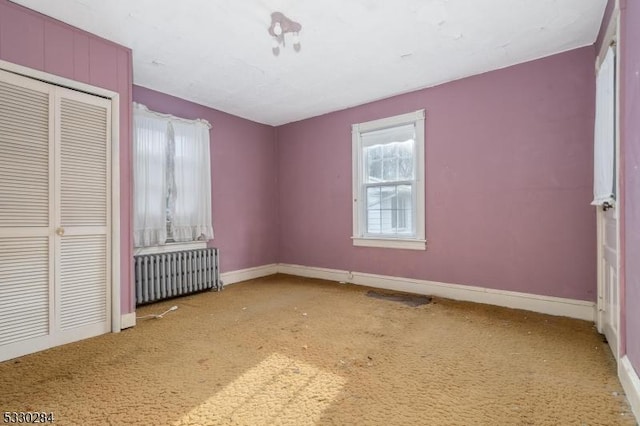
[{"left": 366, "top": 290, "right": 432, "bottom": 307}]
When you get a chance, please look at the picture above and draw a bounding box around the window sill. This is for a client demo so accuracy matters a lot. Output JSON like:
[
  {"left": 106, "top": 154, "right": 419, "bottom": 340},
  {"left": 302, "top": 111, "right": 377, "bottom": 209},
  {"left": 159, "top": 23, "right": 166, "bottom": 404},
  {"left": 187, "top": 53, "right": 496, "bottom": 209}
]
[
  {"left": 135, "top": 241, "right": 208, "bottom": 256},
  {"left": 352, "top": 237, "right": 426, "bottom": 251}
]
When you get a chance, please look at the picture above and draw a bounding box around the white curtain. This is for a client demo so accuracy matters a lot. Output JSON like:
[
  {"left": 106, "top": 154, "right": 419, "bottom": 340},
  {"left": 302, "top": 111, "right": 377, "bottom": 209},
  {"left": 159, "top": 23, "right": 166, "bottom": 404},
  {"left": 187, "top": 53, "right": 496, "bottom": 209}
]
[
  {"left": 592, "top": 46, "right": 616, "bottom": 206},
  {"left": 171, "top": 120, "right": 214, "bottom": 242},
  {"left": 133, "top": 106, "right": 168, "bottom": 247},
  {"left": 133, "top": 103, "right": 214, "bottom": 247}
]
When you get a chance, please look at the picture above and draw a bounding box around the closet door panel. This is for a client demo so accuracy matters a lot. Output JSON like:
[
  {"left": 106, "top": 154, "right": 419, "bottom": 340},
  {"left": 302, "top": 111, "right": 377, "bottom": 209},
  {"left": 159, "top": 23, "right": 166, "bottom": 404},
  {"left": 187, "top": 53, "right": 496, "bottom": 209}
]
[
  {"left": 59, "top": 235, "right": 107, "bottom": 330},
  {"left": 60, "top": 97, "right": 108, "bottom": 227},
  {"left": 0, "top": 70, "right": 54, "bottom": 360},
  {"left": 56, "top": 88, "right": 111, "bottom": 337},
  {"left": 0, "top": 75, "right": 50, "bottom": 227},
  {"left": 0, "top": 237, "right": 49, "bottom": 345}
]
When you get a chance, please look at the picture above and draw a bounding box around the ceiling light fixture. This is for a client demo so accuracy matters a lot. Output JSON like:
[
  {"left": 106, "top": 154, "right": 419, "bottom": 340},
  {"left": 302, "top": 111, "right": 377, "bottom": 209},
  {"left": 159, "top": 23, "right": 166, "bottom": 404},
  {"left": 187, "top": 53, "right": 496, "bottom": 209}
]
[
  {"left": 273, "top": 22, "right": 283, "bottom": 36},
  {"left": 268, "top": 11, "right": 302, "bottom": 56}
]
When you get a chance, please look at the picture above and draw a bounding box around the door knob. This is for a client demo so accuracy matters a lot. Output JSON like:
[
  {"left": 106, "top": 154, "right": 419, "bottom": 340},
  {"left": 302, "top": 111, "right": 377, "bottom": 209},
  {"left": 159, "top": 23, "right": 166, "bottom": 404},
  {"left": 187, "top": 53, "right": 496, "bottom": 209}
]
[{"left": 56, "top": 227, "right": 65, "bottom": 236}]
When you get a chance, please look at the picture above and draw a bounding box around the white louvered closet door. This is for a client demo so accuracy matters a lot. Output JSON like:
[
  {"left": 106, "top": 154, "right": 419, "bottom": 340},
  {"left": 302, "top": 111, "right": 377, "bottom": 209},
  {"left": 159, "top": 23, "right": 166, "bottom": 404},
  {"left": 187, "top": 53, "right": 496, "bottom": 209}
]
[
  {"left": 0, "top": 70, "right": 55, "bottom": 361},
  {"left": 0, "top": 70, "right": 112, "bottom": 362},
  {"left": 55, "top": 88, "right": 111, "bottom": 345}
]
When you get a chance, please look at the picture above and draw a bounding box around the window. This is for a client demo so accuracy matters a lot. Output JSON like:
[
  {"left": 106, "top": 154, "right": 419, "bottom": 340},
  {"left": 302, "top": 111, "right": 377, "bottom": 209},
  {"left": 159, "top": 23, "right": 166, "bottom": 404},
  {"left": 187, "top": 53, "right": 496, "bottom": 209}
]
[
  {"left": 133, "top": 103, "right": 214, "bottom": 249},
  {"left": 352, "top": 109, "right": 426, "bottom": 250}
]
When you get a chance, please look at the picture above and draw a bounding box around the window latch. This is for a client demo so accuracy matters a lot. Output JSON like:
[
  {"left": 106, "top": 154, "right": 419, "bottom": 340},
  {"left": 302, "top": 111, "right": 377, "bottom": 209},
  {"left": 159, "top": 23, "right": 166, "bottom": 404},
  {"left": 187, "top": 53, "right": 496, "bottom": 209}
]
[{"left": 602, "top": 201, "right": 614, "bottom": 211}]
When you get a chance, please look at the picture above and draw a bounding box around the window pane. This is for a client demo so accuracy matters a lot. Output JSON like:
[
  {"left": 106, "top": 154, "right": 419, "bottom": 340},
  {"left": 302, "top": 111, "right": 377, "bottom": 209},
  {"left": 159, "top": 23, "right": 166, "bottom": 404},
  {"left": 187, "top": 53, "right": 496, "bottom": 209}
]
[
  {"left": 364, "top": 138, "right": 414, "bottom": 184},
  {"left": 395, "top": 185, "right": 413, "bottom": 234},
  {"left": 380, "top": 185, "right": 395, "bottom": 209},
  {"left": 382, "top": 158, "right": 398, "bottom": 181},
  {"left": 382, "top": 142, "right": 397, "bottom": 157},
  {"left": 365, "top": 145, "right": 382, "bottom": 183},
  {"left": 366, "top": 158, "right": 382, "bottom": 182},
  {"left": 366, "top": 184, "right": 413, "bottom": 235},
  {"left": 366, "top": 186, "right": 380, "bottom": 209},
  {"left": 368, "top": 144, "right": 382, "bottom": 161},
  {"left": 398, "top": 140, "right": 414, "bottom": 179}
]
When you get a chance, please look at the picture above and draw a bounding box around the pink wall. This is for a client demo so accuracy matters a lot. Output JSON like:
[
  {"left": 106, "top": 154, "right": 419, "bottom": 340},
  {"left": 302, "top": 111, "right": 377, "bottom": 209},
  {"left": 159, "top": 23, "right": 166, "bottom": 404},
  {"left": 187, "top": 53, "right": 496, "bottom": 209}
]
[
  {"left": 0, "top": 0, "right": 135, "bottom": 314},
  {"left": 132, "top": 86, "right": 279, "bottom": 273},
  {"left": 277, "top": 47, "right": 597, "bottom": 301},
  {"left": 620, "top": 0, "right": 640, "bottom": 371}
]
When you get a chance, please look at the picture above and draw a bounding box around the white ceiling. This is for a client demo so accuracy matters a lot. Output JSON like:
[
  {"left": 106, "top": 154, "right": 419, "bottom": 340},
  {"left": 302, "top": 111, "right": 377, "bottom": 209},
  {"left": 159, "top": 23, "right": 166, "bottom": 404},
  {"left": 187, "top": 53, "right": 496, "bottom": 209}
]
[{"left": 11, "top": 0, "right": 607, "bottom": 126}]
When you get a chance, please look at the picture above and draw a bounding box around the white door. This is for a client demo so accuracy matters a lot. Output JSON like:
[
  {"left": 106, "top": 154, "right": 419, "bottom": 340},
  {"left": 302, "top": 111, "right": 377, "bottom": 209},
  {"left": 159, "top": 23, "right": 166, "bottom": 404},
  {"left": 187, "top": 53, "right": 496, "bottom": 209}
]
[
  {"left": 0, "top": 70, "right": 111, "bottom": 362},
  {"left": 55, "top": 86, "right": 112, "bottom": 345},
  {"left": 598, "top": 205, "right": 619, "bottom": 360},
  {"left": 0, "top": 70, "right": 55, "bottom": 361},
  {"left": 594, "top": 45, "right": 619, "bottom": 360}
]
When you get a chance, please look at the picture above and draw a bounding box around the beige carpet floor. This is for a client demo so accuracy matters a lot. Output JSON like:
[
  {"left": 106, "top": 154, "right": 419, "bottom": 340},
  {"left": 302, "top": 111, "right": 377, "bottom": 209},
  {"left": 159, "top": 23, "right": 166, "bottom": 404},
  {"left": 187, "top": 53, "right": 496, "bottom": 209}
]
[{"left": 0, "top": 274, "right": 636, "bottom": 425}]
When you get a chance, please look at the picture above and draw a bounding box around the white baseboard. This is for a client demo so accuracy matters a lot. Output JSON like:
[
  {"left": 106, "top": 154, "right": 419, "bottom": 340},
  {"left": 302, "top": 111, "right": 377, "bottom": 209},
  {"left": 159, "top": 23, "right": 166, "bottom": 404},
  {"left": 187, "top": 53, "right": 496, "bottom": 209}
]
[
  {"left": 221, "top": 263, "right": 279, "bottom": 286},
  {"left": 277, "top": 264, "right": 596, "bottom": 321},
  {"left": 120, "top": 312, "right": 136, "bottom": 329},
  {"left": 159, "top": 262, "right": 594, "bottom": 321},
  {"left": 278, "top": 264, "right": 347, "bottom": 283},
  {"left": 620, "top": 355, "right": 640, "bottom": 421}
]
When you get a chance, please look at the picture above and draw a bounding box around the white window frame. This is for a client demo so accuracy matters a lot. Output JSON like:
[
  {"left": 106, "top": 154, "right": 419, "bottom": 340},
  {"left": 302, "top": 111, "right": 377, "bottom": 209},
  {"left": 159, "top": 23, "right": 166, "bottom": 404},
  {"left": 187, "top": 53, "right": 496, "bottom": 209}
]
[{"left": 352, "top": 109, "right": 426, "bottom": 250}]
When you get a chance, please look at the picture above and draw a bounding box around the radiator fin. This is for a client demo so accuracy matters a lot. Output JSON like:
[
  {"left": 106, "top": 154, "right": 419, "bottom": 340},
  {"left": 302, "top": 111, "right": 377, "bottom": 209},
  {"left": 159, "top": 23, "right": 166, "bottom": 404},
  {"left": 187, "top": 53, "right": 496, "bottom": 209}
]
[{"left": 134, "top": 248, "right": 220, "bottom": 305}]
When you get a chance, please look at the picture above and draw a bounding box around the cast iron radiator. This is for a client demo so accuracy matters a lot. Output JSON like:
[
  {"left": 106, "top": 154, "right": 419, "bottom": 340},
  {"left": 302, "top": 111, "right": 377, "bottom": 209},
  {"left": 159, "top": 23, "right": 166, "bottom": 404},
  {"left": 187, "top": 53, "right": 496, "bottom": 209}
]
[{"left": 134, "top": 247, "right": 221, "bottom": 305}]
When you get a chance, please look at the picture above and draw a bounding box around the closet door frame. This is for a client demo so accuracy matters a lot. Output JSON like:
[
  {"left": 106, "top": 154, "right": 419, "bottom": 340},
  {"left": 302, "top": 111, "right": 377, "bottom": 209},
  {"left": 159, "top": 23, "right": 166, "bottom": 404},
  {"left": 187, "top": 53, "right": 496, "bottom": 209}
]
[{"left": 0, "top": 59, "right": 122, "bottom": 334}]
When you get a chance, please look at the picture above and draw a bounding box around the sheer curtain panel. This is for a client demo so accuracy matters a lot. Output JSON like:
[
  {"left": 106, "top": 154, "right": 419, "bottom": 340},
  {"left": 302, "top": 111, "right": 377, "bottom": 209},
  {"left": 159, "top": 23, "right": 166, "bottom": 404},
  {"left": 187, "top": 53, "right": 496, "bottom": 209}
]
[
  {"left": 133, "top": 106, "right": 168, "bottom": 247},
  {"left": 171, "top": 120, "right": 214, "bottom": 242}
]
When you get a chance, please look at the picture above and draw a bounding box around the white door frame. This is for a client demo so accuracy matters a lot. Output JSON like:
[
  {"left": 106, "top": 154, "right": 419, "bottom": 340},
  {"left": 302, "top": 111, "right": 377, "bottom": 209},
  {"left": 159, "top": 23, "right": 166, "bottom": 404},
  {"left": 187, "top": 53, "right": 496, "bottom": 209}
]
[
  {"left": 595, "top": 4, "right": 621, "bottom": 359},
  {"left": 0, "top": 59, "right": 122, "bottom": 334}
]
